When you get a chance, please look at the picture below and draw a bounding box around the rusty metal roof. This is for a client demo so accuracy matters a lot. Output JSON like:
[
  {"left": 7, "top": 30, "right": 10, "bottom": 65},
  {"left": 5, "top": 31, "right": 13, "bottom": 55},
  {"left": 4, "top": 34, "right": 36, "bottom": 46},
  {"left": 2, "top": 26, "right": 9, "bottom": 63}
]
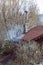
[{"left": 22, "top": 25, "right": 43, "bottom": 41}]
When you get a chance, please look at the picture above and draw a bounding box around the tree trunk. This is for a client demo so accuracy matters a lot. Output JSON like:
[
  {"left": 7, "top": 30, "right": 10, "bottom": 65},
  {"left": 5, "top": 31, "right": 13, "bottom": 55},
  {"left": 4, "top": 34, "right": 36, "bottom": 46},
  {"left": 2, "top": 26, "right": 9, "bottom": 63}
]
[{"left": 23, "top": 24, "right": 25, "bottom": 34}]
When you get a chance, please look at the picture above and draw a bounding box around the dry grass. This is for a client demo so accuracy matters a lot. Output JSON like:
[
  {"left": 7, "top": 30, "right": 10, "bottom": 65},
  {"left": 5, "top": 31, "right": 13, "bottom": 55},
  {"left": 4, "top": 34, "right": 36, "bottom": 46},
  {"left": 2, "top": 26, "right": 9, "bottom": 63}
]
[
  {"left": 0, "top": 40, "right": 43, "bottom": 65},
  {"left": 15, "top": 41, "right": 42, "bottom": 65}
]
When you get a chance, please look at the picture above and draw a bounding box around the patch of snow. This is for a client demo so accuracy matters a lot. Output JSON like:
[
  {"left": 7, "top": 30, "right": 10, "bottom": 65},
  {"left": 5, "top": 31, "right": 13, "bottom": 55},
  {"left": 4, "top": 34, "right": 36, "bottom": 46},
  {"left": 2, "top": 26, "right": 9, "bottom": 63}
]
[
  {"left": 38, "top": 61, "right": 43, "bottom": 65},
  {"left": 12, "top": 34, "right": 25, "bottom": 41},
  {"left": 7, "top": 24, "right": 24, "bottom": 41}
]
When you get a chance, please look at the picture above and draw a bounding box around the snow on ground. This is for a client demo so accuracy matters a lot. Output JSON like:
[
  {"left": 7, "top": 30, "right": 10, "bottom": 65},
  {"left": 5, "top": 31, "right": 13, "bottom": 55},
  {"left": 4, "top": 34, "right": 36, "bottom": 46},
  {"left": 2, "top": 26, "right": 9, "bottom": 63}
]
[{"left": 7, "top": 24, "right": 24, "bottom": 41}]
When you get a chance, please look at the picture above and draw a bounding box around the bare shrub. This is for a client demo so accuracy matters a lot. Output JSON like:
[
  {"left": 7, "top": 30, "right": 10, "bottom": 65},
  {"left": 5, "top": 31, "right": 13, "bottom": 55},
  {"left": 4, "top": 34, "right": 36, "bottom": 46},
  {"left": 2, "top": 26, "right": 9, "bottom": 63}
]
[
  {"left": 0, "top": 41, "right": 17, "bottom": 56},
  {"left": 15, "top": 41, "right": 42, "bottom": 65}
]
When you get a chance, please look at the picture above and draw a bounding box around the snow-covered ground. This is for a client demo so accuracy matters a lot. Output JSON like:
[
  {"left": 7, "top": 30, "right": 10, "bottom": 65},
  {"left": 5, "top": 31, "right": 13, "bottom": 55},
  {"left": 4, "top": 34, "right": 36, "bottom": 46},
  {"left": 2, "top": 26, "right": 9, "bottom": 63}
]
[{"left": 7, "top": 24, "right": 24, "bottom": 41}]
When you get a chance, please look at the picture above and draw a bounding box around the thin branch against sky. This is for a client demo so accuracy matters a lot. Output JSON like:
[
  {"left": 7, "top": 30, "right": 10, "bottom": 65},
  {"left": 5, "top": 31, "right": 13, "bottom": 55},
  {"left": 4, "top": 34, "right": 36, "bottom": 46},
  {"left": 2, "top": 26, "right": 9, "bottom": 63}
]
[
  {"left": 20, "top": 0, "right": 43, "bottom": 14},
  {"left": 0, "top": 0, "right": 43, "bottom": 14}
]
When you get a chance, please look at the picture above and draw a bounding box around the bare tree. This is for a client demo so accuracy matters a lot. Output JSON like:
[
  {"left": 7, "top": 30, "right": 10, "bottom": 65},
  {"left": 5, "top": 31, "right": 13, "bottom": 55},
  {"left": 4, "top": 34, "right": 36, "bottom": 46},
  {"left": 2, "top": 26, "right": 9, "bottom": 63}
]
[
  {"left": 28, "top": 0, "right": 39, "bottom": 29},
  {"left": 0, "top": 0, "right": 40, "bottom": 40},
  {"left": 1, "top": 0, "right": 24, "bottom": 40}
]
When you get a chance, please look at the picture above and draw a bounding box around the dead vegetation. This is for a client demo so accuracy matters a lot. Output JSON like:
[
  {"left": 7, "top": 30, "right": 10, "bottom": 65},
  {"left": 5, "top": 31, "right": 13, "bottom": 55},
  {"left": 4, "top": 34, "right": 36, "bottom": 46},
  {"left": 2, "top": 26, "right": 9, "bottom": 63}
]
[
  {"left": 0, "top": 40, "right": 43, "bottom": 65},
  {"left": 15, "top": 41, "right": 42, "bottom": 65}
]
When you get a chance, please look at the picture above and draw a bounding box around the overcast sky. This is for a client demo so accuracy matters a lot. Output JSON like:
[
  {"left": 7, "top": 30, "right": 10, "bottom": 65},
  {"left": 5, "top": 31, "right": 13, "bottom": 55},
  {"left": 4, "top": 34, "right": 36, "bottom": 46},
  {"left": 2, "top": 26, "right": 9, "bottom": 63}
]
[
  {"left": 28, "top": 0, "right": 43, "bottom": 14},
  {"left": 20, "top": 0, "right": 43, "bottom": 14},
  {"left": 36, "top": 0, "right": 43, "bottom": 14}
]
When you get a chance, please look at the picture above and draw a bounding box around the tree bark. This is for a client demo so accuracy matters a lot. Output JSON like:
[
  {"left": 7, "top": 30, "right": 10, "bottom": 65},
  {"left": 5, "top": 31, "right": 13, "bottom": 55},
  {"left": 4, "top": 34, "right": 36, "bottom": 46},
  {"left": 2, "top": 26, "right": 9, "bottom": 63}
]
[{"left": 23, "top": 24, "right": 25, "bottom": 34}]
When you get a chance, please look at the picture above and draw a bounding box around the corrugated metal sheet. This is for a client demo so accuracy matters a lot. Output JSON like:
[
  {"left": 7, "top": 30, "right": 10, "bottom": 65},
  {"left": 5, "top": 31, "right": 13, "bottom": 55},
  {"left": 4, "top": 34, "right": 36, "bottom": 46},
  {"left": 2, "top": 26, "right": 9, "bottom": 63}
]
[{"left": 22, "top": 25, "right": 43, "bottom": 41}]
